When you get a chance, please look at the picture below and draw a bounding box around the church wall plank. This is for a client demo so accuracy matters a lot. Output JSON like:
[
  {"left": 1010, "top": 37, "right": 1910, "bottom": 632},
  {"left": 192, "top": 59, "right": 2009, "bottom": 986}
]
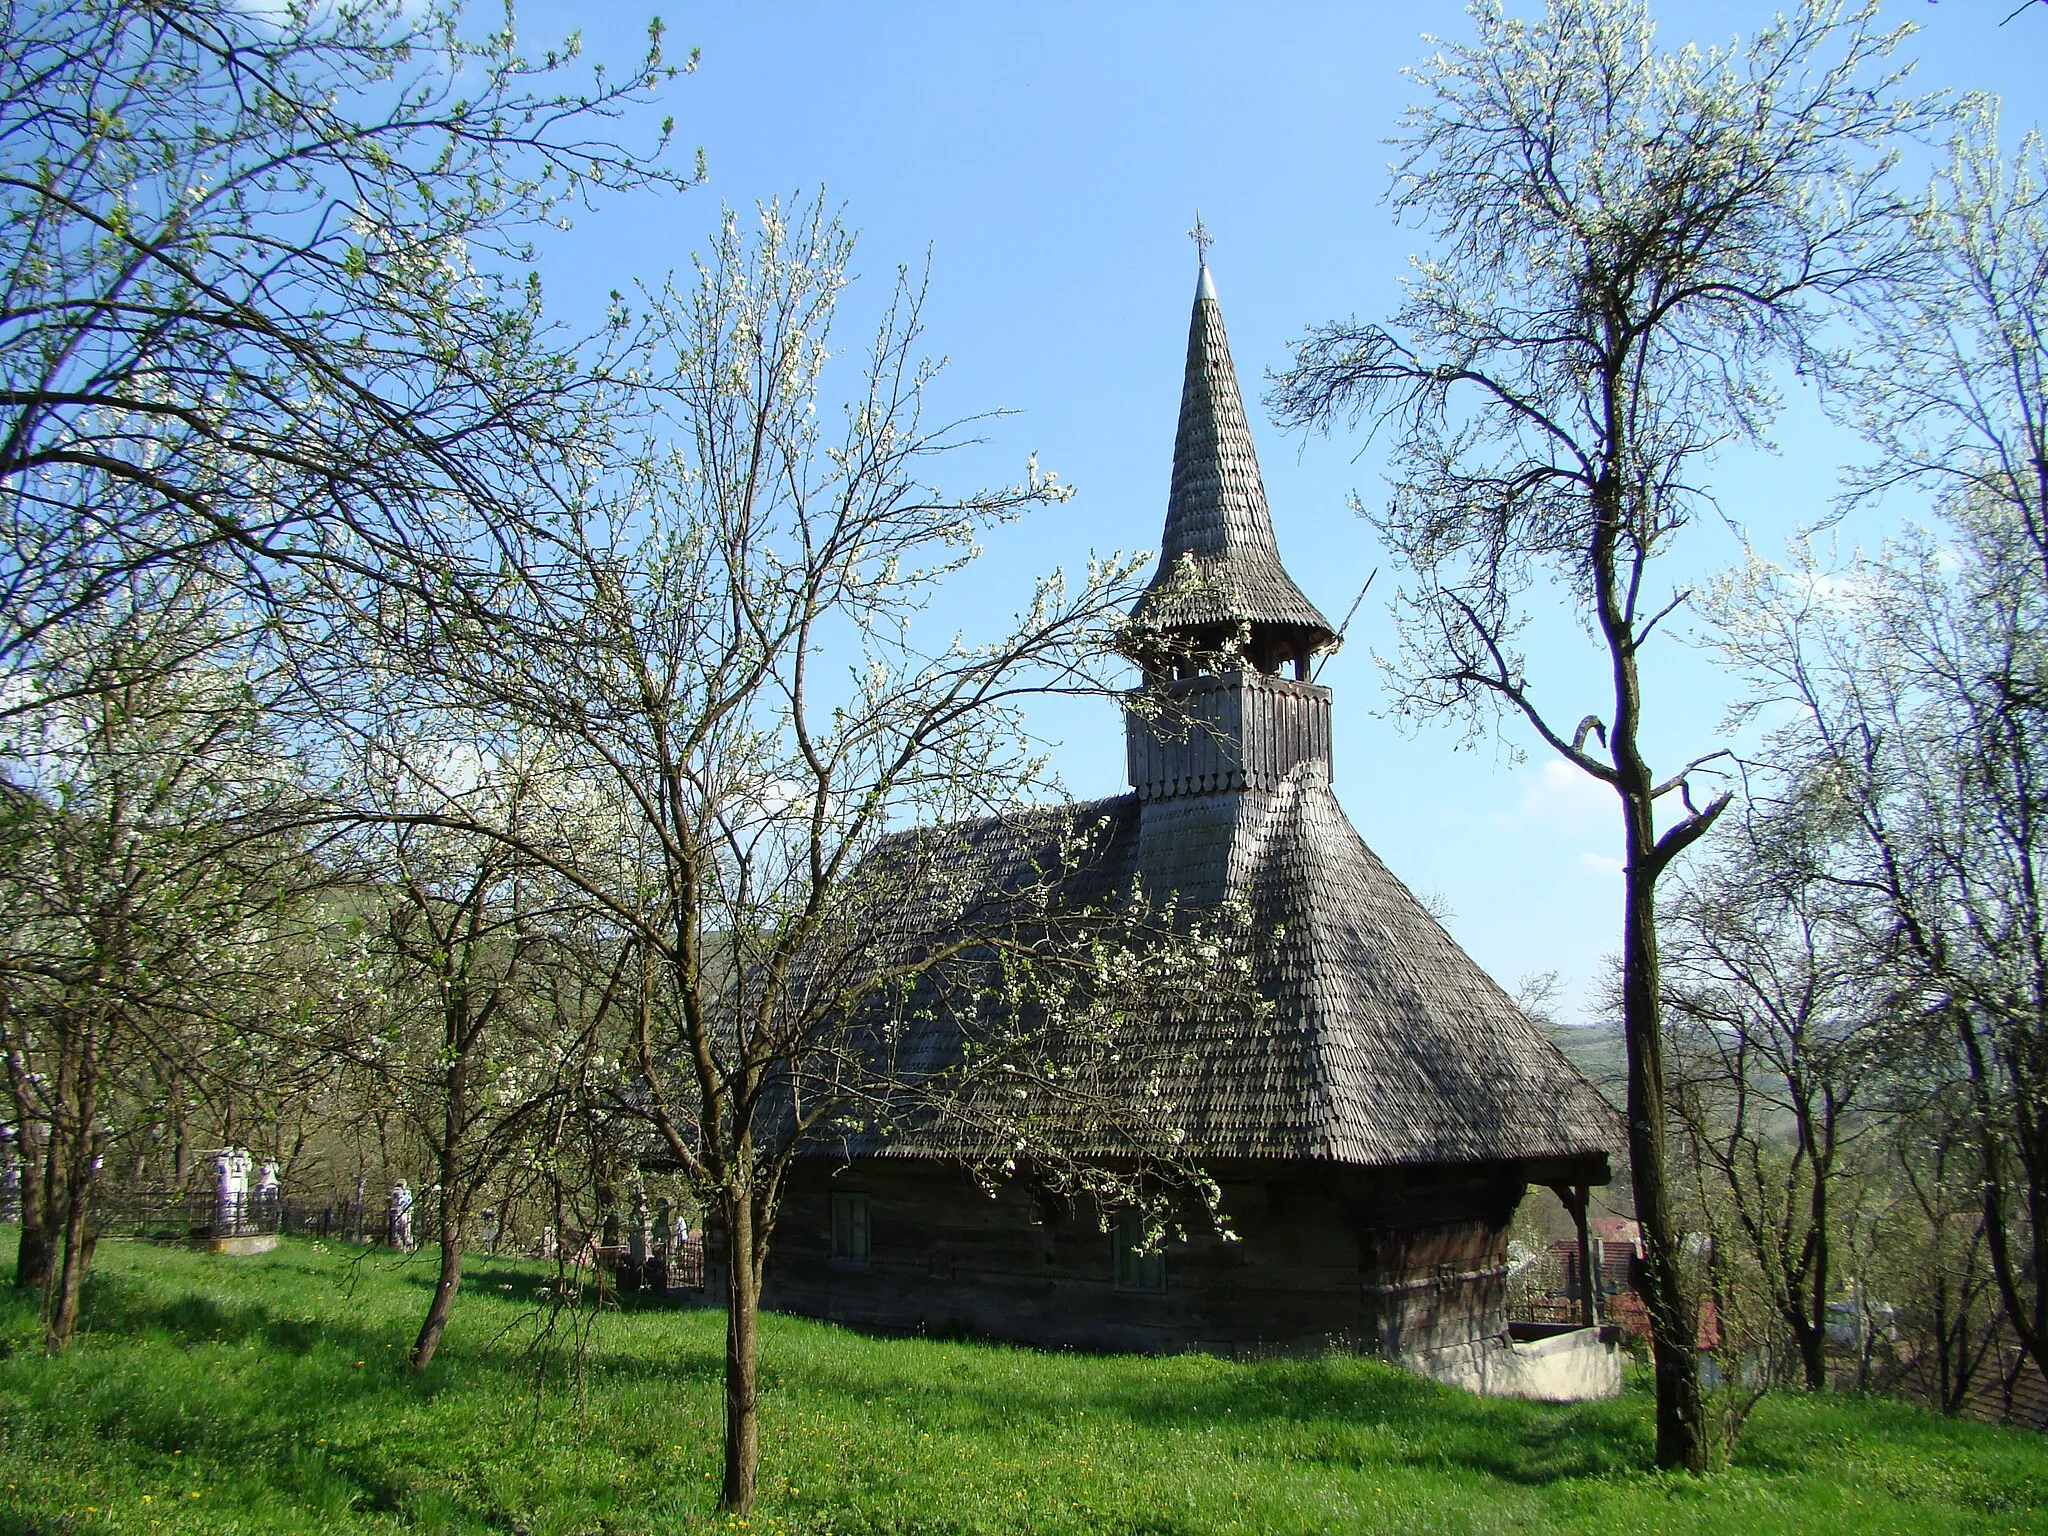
[{"left": 747, "top": 1156, "right": 1525, "bottom": 1363}]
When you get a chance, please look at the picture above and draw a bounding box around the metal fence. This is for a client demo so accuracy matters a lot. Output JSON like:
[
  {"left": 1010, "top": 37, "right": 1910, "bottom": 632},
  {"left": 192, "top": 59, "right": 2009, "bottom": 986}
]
[
  {"left": 82, "top": 1187, "right": 707, "bottom": 1296},
  {"left": 88, "top": 1187, "right": 280, "bottom": 1241},
  {"left": 668, "top": 1235, "right": 705, "bottom": 1290},
  {"left": 87, "top": 1187, "right": 439, "bottom": 1246},
  {"left": 1505, "top": 1237, "right": 1647, "bottom": 1333}
]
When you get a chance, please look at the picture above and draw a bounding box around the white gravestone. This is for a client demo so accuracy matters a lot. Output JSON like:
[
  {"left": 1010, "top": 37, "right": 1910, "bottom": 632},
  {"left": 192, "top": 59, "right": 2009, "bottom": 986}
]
[
  {"left": 628, "top": 1191, "right": 651, "bottom": 1267},
  {"left": 388, "top": 1180, "right": 415, "bottom": 1250},
  {"left": 214, "top": 1148, "right": 253, "bottom": 1235}
]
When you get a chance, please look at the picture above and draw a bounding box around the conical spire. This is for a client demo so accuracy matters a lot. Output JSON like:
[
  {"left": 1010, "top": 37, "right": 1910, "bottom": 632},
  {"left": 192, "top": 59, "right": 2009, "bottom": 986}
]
[{"left": 1130, "top": 261, "right": 1336, "bottom": 664}]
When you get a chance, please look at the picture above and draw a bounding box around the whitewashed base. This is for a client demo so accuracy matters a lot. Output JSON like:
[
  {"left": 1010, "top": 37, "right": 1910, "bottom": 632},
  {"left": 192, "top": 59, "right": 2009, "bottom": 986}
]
[{"left": 1411, "top": 1327, "right": 1623, "bottom": 1401}]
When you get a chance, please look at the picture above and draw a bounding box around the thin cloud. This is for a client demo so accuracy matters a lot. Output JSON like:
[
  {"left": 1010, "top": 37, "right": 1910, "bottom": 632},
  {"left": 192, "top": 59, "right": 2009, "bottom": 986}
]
[{"left": 1491, "top": 759, "right": 1613, "bottom": 840}]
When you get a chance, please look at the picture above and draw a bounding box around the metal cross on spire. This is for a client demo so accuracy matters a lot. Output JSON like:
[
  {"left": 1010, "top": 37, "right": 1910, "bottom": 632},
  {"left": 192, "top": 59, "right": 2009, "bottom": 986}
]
[{"left": 1188, "top": 212, "right": 1214, "bottom": 267}]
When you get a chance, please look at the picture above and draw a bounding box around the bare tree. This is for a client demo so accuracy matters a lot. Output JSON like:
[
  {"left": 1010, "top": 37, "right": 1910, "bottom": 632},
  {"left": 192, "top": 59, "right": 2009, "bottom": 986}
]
[
  {"left": 1709, "top": 102, "right": 2048, "bottom": 1387},
  {"left": 1663, "top": 801, "right": 1884, "bottom": 1390},
  {"left": 1882, "top": 1085, "right": 2005, "bottom": 1414},
  {"left": 1272, "top": 0, "right": 1921, "bottom": 1467},
  {"left": 340, "top": 726, "right": 619, "bottom": 1371},
  {"left": 1837, "top": 98, "right": 2048, "bottom": 583},
  {"left": 1844, "top": 117, "right": 2048, "bottom": 1377},
  {"left": 1713, "top": 507, "right": 2048, "bottom": 1393}
]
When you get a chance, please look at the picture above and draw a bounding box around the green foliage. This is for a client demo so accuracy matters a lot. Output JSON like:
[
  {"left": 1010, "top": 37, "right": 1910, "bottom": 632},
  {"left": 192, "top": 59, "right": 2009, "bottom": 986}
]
[{"left": 1, "top": 1231, "right": 2043, "bottom": 1535}]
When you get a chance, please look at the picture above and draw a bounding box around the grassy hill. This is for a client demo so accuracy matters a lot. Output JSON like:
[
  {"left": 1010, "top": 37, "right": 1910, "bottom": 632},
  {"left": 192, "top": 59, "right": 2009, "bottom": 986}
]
[
  {"left": 1, "top": 1233, "right": 2044, "bottom": 1535},
  {"left": 1548, "top": 1020, "right": 1628, "bottom": 1105}
]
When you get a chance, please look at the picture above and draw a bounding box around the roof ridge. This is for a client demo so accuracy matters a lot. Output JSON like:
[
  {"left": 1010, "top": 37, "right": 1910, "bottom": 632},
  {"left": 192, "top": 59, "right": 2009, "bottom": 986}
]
[{"left": 867, "top": 792, "right": 1138, "bottom": 853}]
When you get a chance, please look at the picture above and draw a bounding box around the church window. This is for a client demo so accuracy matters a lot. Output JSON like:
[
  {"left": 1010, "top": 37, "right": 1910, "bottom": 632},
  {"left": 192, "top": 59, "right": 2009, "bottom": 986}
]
[
  {"left": 830, "top": 1192, "right": 870, "bottom": 1264},
  {"left": 1112, "top": 1210, "right": 1165, "bottom": 1293}
]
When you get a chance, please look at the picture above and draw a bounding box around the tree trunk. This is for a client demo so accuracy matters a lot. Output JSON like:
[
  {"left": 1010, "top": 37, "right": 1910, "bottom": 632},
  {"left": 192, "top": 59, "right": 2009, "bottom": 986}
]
[
  {"left": 1801, "top": 1152, "right": 1832, "bottom": 1393},
  {"left": 13, "top": 1217, "right": 49, "bottom": 1292},
  {"left": 1970, "top": 1020, "right": 2048, "bottom": 1373},
  {"left": 599, "top": 1168, "right": 622, "bottom": 1250},
  {"left": 13, "top": 1119, "right": 50, "bottom": 1290},
  {"left": 1795, "top": 1317, "right": 1826, "bottom": 1393},
  {"left": 1933, "top": 1264, "right": 1959, "bottom": 1412},
  {"left": 413, "top": 1022, "right": 470, "bottom": 1373},
  {"left": 720, "top": 1191, "right": 761, "bottom": 1514},
  {"left": 1621, "top": 856, "right": 1705, "bottom": 1471},
  {"left": 45, "top": 1148, "right": 95, "bottom": 1352},
  {"left": 411, "top": 1206, "right": 465, "bottom": 1371}
]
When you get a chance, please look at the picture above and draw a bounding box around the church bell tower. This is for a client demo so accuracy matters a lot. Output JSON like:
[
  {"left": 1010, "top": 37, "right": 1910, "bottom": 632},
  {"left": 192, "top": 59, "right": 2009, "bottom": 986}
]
[{"left": 1123, "top": 257, "right": 1340, "bottom": 803}]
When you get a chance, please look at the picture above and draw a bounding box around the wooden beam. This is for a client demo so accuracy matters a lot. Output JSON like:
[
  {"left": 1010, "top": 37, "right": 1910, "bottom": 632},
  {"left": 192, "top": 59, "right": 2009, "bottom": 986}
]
[{"left": 1547, "top": 1181, "right": 1598, "bottom": 1329}]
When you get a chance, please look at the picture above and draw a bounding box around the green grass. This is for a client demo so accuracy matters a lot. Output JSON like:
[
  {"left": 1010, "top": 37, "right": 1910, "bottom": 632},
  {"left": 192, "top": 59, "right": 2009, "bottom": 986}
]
[{"left": 0, "top": 1232, "right": 2044, "bottom": 1535}]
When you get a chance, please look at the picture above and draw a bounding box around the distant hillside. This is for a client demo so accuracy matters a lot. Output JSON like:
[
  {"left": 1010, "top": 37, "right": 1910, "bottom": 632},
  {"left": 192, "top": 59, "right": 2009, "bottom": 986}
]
[
  {"left": 1549, "top": 1020, "right": 1627, "bottom": 1107},
  {"left": 1547, "top": 1021, "right": 1632, "bottom": 1217}
]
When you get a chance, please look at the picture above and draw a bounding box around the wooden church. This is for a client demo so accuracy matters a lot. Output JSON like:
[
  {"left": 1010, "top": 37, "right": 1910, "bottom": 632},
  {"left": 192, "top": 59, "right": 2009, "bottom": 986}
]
[{"left": 733, "top": 260, "right": 1619, "bottom": 1395}]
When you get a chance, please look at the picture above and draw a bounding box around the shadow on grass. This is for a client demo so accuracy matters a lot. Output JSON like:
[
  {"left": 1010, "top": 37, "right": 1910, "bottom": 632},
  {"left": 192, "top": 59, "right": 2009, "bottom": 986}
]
[
  {"left": 392, "top": 1257, "right": 557, "bottom": 1308},
  {"left": 767, "top": 1316, "right": 1653, "bottom": 1489},
  {"left": 16, "top": 1237, "right": 2048, "bottom": 1536},
  {"left": 0, "top": 1509, "right": 86, "bottom": 1536},
  {"left": 65, "top": 1249, "right": 726, "bottom": 1391},
  {"left": 0, "top": 1254, "right": 728, "bottom": 1528}
]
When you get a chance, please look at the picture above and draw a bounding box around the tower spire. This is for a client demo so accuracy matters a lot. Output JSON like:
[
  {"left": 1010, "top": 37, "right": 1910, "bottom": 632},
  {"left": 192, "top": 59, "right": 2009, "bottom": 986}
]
[
  {"left": 1129, "top": 249, "right": 1336, "bottom": 675},
  {"left": 1124, "top": 253, "right": 1338, "bottom": 800}
]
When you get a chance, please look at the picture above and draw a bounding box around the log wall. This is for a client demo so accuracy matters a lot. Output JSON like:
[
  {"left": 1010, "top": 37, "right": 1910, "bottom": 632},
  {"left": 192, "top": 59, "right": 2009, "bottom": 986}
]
[{"left": 739, "top": 1156, "right": 1526, "bottom": 1364}]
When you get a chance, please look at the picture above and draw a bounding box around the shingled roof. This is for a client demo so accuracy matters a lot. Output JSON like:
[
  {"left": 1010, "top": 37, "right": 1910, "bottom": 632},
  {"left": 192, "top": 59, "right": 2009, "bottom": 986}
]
[
  {"left": 1131, "top": 264, "right": 1337, "bottom": 652},
  {"left": 835, "top": 768, "right": 1614, "bottom": 1171}
]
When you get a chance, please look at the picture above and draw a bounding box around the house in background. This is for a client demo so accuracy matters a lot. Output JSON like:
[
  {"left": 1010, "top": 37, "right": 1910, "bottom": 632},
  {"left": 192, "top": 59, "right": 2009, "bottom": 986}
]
[{"left": 729, "top": 258, "right": 1621, "bottom": 1399}]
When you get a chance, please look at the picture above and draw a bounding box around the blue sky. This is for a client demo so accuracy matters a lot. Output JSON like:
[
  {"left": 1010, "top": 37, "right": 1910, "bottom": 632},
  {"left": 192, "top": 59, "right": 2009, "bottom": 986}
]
[{"left": 519, "top": 0, "right": 2048, "bottom": 1024}]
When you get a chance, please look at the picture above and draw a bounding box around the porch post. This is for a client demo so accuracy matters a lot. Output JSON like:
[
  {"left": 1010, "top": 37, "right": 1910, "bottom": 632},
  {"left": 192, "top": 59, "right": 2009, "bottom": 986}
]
[
  {"left": 1572, "top": 1185, "right": 1598, "bottom": 1327},
  {"left": 1548, "top": 1181, "right": 1598, "bottom": 1329}
]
